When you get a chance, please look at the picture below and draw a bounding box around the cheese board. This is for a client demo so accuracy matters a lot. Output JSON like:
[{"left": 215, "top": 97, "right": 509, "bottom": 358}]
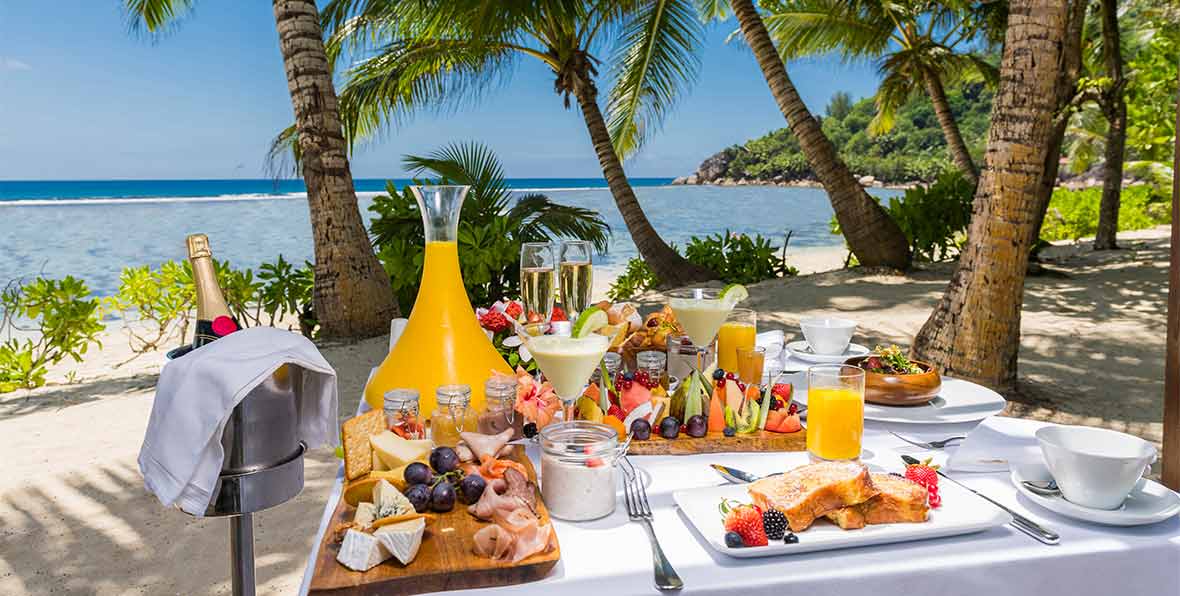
[{"left": 309, "top": 444, "right": 559, "bottom": 595}]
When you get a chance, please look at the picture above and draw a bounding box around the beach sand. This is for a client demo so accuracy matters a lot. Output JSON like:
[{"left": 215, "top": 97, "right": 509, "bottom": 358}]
[{"left": 0, "top": 227, "right": 1170, "bottom": 595}]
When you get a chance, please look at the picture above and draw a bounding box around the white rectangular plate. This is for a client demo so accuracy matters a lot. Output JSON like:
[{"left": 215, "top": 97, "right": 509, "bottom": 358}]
[{"left": 673, "top": 477, "right": 1012, "bottom": 558}]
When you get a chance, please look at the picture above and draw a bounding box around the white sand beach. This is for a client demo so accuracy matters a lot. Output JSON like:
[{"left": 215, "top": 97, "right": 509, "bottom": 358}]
[{"left": 0, "top": 227, "right": 1171, "bottom": 595}]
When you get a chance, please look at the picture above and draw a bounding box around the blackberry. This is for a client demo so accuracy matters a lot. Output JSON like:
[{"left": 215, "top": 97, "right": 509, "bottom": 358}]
[{"left": 762, "top": 509, "right": 788, "bottom": 541}]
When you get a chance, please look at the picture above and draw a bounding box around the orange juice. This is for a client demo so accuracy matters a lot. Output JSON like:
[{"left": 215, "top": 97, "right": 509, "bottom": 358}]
[
  {"left": 805, "top": 387, "right": 864, "bottom": 460},
  {"left": 717, "top": 321, "right": 756, "bottom": 372},
  {"left": 364, "top": 241, "right": 512, "bottom": 418}
]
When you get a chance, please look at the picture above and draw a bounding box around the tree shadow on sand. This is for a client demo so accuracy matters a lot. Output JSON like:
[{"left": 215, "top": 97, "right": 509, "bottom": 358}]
[{"left": 0, "top": 374, "right": 160, "bottom": 422}]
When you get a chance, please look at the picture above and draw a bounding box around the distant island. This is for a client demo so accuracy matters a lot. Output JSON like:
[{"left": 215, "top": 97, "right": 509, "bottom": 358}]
[{"left": 673, "top": 85, "right": 992, "bottom": 188}]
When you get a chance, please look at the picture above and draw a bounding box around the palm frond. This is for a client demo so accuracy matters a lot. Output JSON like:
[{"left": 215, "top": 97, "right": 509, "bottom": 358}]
[
  {"left": 402, "top": 141, "right": 512, "bottom": 217},
  {"left": 265, "top": 124, "right": 302, "bottom": 180},
  {"left": 759, "top": 0, "right": 893, "bottom": 61},
  {"left": 693, "top": 0, "right": 731, "bottom": 23},
  {"left": 606, "top": 0, "right": 704, "bottom": 158},
  {"left": 509, "top": 194, "right": 612, "bottom": 252},
  {"left": 869, "top": 68, "right": 915, "bottom": 135},
  {"left": 123, "top": 0, "right": 193, "bottom": 35}
]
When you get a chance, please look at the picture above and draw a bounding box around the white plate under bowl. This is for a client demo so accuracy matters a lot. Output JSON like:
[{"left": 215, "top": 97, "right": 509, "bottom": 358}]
[
  {"left": 673, "top": 475, "right": 1010, "bottom": 558},
  {"left": 1011, "top": 462, "right": 1180, "bottom": 526},
  {"left": 794, "top": 377, "right": 1006, "bottom": 425},
  {"left": 786, "top": 341, "right": 870, "bottom": 364}
]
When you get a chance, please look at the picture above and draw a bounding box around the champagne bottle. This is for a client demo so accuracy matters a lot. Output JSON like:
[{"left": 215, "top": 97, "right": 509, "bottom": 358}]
[{"left": 187, "top": 234, "right": 239, "bottom": 347}]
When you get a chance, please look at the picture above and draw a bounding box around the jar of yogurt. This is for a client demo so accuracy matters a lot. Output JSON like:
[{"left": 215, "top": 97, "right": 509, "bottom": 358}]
[{"left": 539, "top": 421, "right": 624, "bottom": 521}]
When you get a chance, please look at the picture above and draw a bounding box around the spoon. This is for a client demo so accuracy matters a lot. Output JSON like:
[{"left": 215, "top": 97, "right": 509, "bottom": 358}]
[{"left": 1021, "top": 479, "right": 1061, "bottom": 496}]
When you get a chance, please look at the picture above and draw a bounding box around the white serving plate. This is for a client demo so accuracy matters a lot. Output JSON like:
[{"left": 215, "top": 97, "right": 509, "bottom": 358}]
[
  {"left": 673, "top": 475, "right": 1011, "bottom": 557},
  {"left": 785, "top": 340, "right": 870, "bottom": 364},
  {"left": 1011, "top": 462, "right": 1180, "bottom": 527},
  {"left": 794, "top": 377, "right": 1006, "bottom": 425}
]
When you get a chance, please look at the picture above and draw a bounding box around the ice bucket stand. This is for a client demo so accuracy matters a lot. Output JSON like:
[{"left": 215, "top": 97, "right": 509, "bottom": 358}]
[{"left": 190, "top": 364, "right": 307, "bottom": 596}]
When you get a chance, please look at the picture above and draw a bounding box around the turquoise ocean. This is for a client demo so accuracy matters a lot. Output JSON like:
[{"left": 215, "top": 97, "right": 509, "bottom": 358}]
[{"left": 0, "top": 178, "right": 901, "bottom": 296}]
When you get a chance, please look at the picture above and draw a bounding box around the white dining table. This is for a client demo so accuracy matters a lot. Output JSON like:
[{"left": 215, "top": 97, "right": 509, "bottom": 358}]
[{"left": 298, "top": 411, "right": 1180, "bottom": 596}]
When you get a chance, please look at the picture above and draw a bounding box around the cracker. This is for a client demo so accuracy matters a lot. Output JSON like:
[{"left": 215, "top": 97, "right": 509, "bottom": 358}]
[{"left": 342, "top": 409, "right": 385, "bottom": 480}]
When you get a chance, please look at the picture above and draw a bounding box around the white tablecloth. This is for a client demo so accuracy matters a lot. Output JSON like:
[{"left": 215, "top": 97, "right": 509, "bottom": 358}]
[{"left": 298, "top": 416, "right": 1180, "bottom": 596}]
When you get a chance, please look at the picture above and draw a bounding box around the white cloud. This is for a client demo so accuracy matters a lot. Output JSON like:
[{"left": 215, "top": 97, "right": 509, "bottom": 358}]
[{"left": 0, "top": 58, "right": 32, "bottom": 71}]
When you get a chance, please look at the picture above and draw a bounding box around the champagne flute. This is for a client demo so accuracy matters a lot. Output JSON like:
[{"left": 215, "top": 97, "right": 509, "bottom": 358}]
[
  {"left": 520, "top": 242, "right": 556, "bottom": 322},
  {"left": 559, "top": 240, "right": 594, "bottom": 318}
]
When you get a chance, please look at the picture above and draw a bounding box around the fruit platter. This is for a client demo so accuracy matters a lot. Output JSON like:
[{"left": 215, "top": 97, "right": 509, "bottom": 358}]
[{"left": 308, "top": 410, "right": 559, "bottom": 595}]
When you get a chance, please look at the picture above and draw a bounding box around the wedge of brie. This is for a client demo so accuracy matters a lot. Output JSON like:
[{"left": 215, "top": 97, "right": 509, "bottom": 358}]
[
  {"left": 372, "top": 479, "right": 414, "bottom": 519},
  {"left": 374, "top": 517, "right": 425, "bottom": 565},
  {"left": 353, "top": 501, "right": 377, "bottom": 529},
  {"left": 336, "top": 529, "right": 392, "bottom": 571}
]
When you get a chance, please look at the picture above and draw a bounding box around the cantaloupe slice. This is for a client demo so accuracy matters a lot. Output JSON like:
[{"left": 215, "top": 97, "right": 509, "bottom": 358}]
[{"left": 707, "top": 388, "right": 726, "bottom": 432}]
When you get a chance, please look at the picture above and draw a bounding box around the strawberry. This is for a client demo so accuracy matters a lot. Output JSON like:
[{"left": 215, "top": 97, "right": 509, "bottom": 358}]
[
  {"left": 550, "top": 306, "right": 568, "bottom": 322},
  {"left": 478, "top": 309, "right": 512, "bottom": 333},
  {"left": 504, "top": 300, "right": 523, "bottom": 319},
  {"left": 904, "top": 457, "right": 941, "bottom": 506},
  {"left": 721, "top": 500, "right": 768, "bottom": 547}
]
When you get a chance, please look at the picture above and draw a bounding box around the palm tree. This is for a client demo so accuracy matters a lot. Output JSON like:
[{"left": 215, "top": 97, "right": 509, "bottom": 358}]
[
  {"left": 912, "top": 0, "right": 1071, "bottom": 389},
  {"left": 700, "top": 0, "right": 911, "bottom": 269},
  {"left": 320, "top": 0, "right": 716, "bottom": 287},
  {"left": 759, "top": 0, "right": 1002, "bottom": 188},
  {"left": 369, "top": 141, "right": 611, "bottom": 309},
  {"left": 125, "top": 0, "right": 398, "bottom": 340}
]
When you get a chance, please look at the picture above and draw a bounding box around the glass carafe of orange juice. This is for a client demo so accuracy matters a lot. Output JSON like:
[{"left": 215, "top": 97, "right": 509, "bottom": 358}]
[{"left": 364, "top": 185, "right": 512, "bottom": 419}]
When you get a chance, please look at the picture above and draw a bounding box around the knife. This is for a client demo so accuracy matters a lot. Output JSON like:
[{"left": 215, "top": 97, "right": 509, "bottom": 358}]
[
  {"left": 901, "top": 455, "right": 1059, "bottom": 545},
  {"left": 711, "top": 464, "right": 783, "bottom": 484}
]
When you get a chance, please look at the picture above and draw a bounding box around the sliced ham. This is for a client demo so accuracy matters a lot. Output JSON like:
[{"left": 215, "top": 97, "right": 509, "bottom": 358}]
[
  {"left": 468, "top": 479, "right": 527, "bottom": 521},
  {"left": 472, "top": 524, "right": 514, "bottom": 560},
  {"left": 460, "top": 428, "right": 515, "bottom": 462}
]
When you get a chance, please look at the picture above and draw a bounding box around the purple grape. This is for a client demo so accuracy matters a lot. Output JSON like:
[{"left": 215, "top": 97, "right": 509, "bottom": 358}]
[
  {"left": 659, "top": 417, "right": 680, "bottom": 439},
  {"left": 686, "top": 415, "right": 707, "bottom": 438},
  {"left": 404, "top": 483, "right": 431, "bottom": 513},
  {"left": 459, "top": 474, "right": 487, "bottom": 505},
  {"left": 430, "top": 481, "right": 456, "bottom": 512},
  {"left": 630, "top": 418, "right": 652, "bottom": 440},
  {"left": 403, "top": 462, "right": 433, "bottom": 486},
  {"left": 430, "top": 447, "right": 459, "bottom": 474}
]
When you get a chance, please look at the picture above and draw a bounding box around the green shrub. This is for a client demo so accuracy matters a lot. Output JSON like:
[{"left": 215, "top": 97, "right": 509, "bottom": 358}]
[
  {"left": 257, "top": 255, "right": 316, "bottom": 337},
  {"left": 0, "top": 276, "right": 104, "bottom": 392},
  {"left": 1040, "top": 185, "right": 1170, "bottom": 242},
  {"left": 684, "top": 231, "right": 798, "bottom": 284},
  {"left": 884, "top": 170, "right": 975, "bottom": 262},
  {"left": 105, "top": 261, "right": 194, "bottom": 357},
  {"left": 606, "top": 257, "right": 660, "bottom": 301}
]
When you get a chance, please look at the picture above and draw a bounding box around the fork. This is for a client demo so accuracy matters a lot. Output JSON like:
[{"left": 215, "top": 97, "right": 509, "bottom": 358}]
[
  {"left": 621, "top": 457, "right": 684, "bottom": 591},
  {"left": 889, "top": 431, "right": 965, "bottom": 450}
]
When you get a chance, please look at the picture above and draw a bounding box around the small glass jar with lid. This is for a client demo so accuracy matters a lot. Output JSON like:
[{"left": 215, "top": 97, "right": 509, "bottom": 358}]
[
  {"left": 636, "top": 350, "right": 668, "bottom": 388},
  {"left": 539, "top": 421, "right": 624, "bottom": 521},
  {"left": 382, "top": 388, "right": 424, "bottom": 439},
  {"left": 478, "top": 376, "right": 523, "bottom": 440},
  {"left": 590, "top": 351, "right": 622, "bottom": 387},
  {"left": 431, "top": 384, "right": 477, "bottom": 446}
]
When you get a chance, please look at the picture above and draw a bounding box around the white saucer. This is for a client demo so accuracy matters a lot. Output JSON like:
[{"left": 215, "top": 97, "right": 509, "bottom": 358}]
[
  {"left": 785, "top": 340, "right": 869, "bottom": 364},
  {"left": 1012, "top": 462, "right": 1180, "bottom": 526}
]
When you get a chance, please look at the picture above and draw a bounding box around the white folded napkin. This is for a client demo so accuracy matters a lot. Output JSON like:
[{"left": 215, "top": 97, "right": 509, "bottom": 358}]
[
  {"left": 945, "top": 416, "right": 1053, "bottom": 473},
  {"left": 389, "top": 318, "right": 409, "bottom": 352},
  {"left": 139, "top": 326, "right": 339, "bottom": 516}
]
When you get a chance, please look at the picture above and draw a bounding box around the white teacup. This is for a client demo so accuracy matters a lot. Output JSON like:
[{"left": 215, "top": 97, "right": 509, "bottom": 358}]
[
  {"left": 1036, "top": 425, "right": 1156, "bottom": 510},
  {"left": 800, "top": 317, "right": 856, "bottom": 355}
]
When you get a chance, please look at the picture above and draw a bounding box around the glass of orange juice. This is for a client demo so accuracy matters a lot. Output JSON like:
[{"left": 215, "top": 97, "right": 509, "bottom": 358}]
[
  {"left": 735, "top": 345, "right": 766, "bottom": 385},
  {"left": 805, "top": 364, "right": 865, "bottom": 461},
  {"left": 717, "top": 308, "right": 756, "bottom": 373}
]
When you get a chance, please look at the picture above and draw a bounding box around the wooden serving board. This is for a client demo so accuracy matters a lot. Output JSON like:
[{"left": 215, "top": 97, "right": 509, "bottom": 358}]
[
  {"left": 309, "top": 446, "right": 559, "bottom": 595},
  {"left": 626, "top": 429, "right": 806, "bottom": 455}
]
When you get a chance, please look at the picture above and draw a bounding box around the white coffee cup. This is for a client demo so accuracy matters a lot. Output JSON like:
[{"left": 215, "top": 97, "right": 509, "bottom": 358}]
[
  {"left": 1036, "top": 425, "right": 1156, "bottom": 510},
  {"left": 799, "top": 317, "right": 856, "bottom": 355}
]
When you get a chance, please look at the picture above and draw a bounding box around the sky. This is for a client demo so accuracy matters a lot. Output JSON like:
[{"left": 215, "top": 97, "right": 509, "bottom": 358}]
[{"left": 0, "top": 1, "right": 882, "bottom": 180}]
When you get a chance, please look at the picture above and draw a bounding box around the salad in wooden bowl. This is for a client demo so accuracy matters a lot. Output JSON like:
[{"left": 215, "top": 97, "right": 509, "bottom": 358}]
[{"left": 845, "top": 346, "right": 941, "bottom": 406}]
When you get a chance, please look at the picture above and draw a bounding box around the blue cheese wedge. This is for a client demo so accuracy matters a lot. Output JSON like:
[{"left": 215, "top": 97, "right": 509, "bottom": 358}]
[
  {"left": 372, "top": 479, "right": 414, "bottom": 519},
  {"left": 336, "top": 529, "right": 392, "bottom": 571},
  {"left": 374, "top": 517, "right": 425, "bottom": 565},
  {"left": 353, "top": 501, "right": 377, "bottom": 529}
]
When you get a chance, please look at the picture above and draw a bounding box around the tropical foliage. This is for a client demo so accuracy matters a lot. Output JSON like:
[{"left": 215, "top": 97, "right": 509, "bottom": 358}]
[
  {"left": 369, "top": 142, "right": 610, "bottom": 313},
  {"left": 724, "top": 86, "right": 992, "bottom": 184},
  {"left": 1040, "top": 185, "right": 1171, "bottom": 242},
  {"left": 0, "top": 277, "right": 103, "bottom": 392},
  {"left": 883, "top": 170, "right": 975, "bottom": 262}
]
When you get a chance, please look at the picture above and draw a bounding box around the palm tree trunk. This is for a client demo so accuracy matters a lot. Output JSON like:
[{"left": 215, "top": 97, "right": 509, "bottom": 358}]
[
  {"left": 272, "top": 0, "right": 398, "bottom": 339},
  {"left": 923, "top": 70, "right": 978, "bottom": 187},
  {"left": 572, "top": 85, "right": 716, "bottom": 286},
  {"left": 911, "top": 0, "right": 1070, "bottom": 389},
  {"left": 1029, "top": 0, "right": 1088, "bottom": 248},
  {"left": 1094, "top": 0, "right": 1126, "bottom": 251},
  {"left": 730, "top": 0, "right": 910, "bottom": 270}
]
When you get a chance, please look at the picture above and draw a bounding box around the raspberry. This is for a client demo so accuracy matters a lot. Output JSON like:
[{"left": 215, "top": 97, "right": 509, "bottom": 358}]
[
  {"left": 478, "top": 309, "right": 512, "bottom": 333},
  {"left": 761, "top": 509, "right": 788, "bottom": 541},
  {"left": 722, "top": 500, "right": 768, "bottom": 547}
]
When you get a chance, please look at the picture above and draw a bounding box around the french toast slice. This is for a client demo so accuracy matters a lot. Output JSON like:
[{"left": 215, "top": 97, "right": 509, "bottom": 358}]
[
  {"left": 747, "top": 461, "right": 877, "bottom": 532},
  {"left": 825, "top": 473, "right": 929, "bottom": 529}
]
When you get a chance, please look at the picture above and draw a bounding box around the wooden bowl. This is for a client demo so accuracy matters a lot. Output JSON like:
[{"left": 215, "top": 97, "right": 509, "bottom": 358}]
[{"left": 844, "top": 356, "right": 942, "bottom": 406}]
